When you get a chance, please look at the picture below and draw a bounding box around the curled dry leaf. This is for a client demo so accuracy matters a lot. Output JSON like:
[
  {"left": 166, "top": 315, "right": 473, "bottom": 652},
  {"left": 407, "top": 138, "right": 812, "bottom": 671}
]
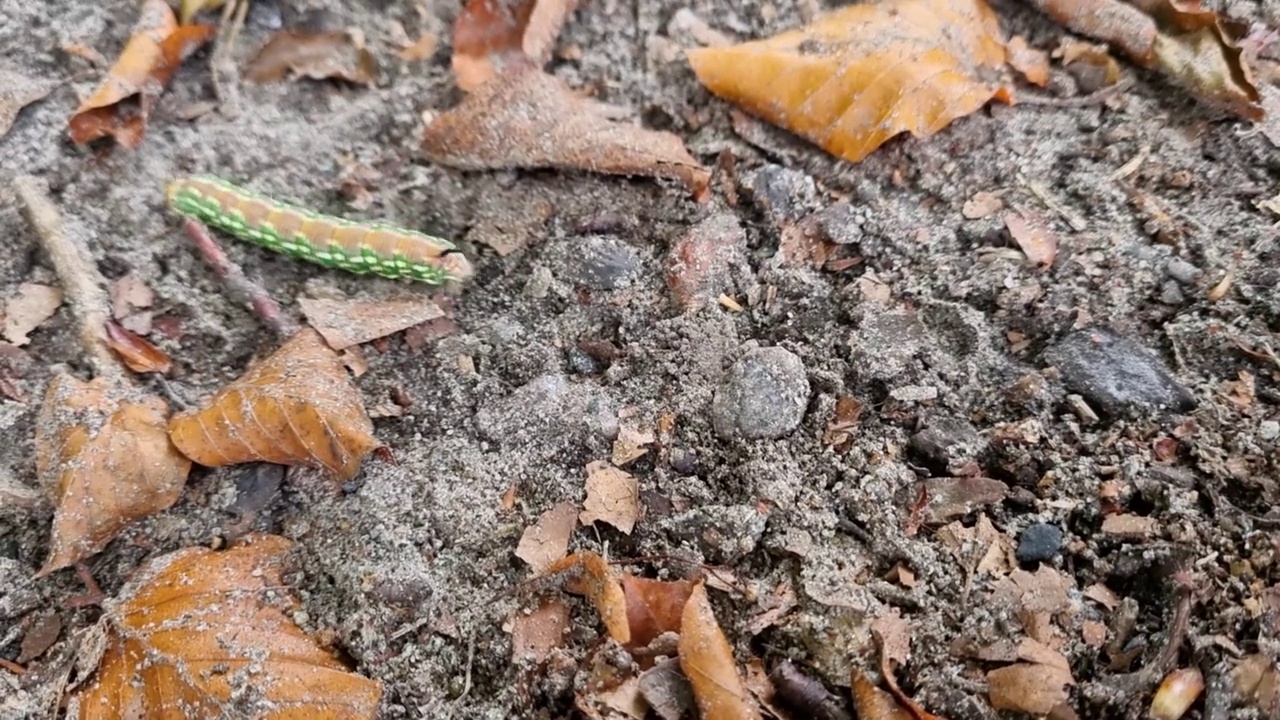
[
  {"left": 298, "top": 296, "right": 446, "bottom": 351},
  {"left": 104, "top": 321, "right": 172, "bottom": 374},
  {"left": 580, "top": 460, "right": 639, "bottom": 534},
  {"left": 546, "top": 551, "right": 631, "bottom": 645},
  {"left": 622, "top": 575, "right": 694, "bottom": 649},
  {"left": 71, "top": 534, "right": 383, "bottom": 719},
  {"left": 986, "top": 661, "right": 1074, "bottom": 715},
  {"left": 678, "top": 582, "right": 762, "bottom": 720},
  {"left": 515, "top": 501, "right": 578, "bottom": 572},
  {"left": 687, "top": 0, "right": 1013, "bottom": 165},
  {"left": 179, "top": 0, "right": 227, "bottom": 25},
  {"left": 245, "top": 30, "right": 378, "bottom": 85},
  {"left": 510, "top": 597, "right": 571, "bottom": 663},
  {"left": 1006, "top": 36, "right": 1050, "bottom": 87},
  {"left": 0, "top": 69, "right": 54, "bottom": 139},
  {"left": 1055, "top": 38, "right": 1122, "bottom": 92},
  {"left": 3, "top": 283, "right": 63, "bottom": 346},
  {"left": 851, "top": 669, "right": 913, "bottom": 720},
  {"left": 1004, "top": 211, "right": 1058, "bottom": 271},
  {"left": 452, "top": 0, "right": 582, "bottom": 91},
  {"left": 68, "top": 0, "right": 215, "bottom": 148},
  {"left": 422, "top": 63, "right": 710, "bottom": 200},
  {"left": 168, "top": 327, "right": 383, "bottom": 481},
  {"left": 34, "top": 374, "right": 191, "bottom": 577}
]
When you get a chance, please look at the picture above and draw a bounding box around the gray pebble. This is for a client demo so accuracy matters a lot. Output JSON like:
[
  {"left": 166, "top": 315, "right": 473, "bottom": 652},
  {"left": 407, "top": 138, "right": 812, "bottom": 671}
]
[
  {"left": 1016, "top": 523, "right": 1064, "bottom": 564},
  {"left": 568, "top": 236, "right": 641, "bottom": 290},
  {"left": 1166, "top": 258, "right": 1203, "bottom": 285},
  {"left": 1159, "top": 280, "right": 1185, "bottom": 306},
  {"left": 712, "top": 347, "right": 810, "bottom": 440},
  {"left": 910, "top": 416, "right": 987, "bottom": 475},
  {"left": 1043, "top": 328, "right": 1195, "bottom": 415}
]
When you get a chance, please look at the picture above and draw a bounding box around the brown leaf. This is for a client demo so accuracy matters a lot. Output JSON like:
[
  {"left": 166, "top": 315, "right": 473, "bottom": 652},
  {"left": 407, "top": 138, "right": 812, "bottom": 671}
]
[
  {"left": 422, "top": 64, "right": 710, "bottom": 199},
  {"left": 167, "top": 327, "right": 382, "bottom": 481},
  {"left": 35, "top": 374, "right": 191, "bottom": 577},
  {"left": 3, "top": 283, "right": 63, "bottom": 346},
  {"left": 68, "top": 0, "right": 215, "bottom": 148},
  {"left": 546, "top": 551, "right": 631, "bottom": 645},
  {"left": 1055, "top": 38, "right": 1122, "bottom": 92},
  {"left": 986, "top": 661, "right": 1074, "bottom": 715},
  {"left": 580, "top": 461, "right": 639, "bottom": 534},
  {"left": 919, "top": 476, "right": 1008, "bottom": 525},
  {"left": 963, "top": 191, "right": 1004, "bottom": 219},
  {"left": 678, "top": 582, "right": 762, "bottom": 720},
  {"left": 70, "top": 534, "right": 383, "bottom": 719},
  {"left": 109, "top": 272, "right": 155, "bottom": 334},
  {"left": 244, "top": 30, "right": 378, "bottom": 85},
  {"left": 1007, "top": 36, "right": 1050, "bottom": 87},
  {"left": 872, "top": 610, "right": 912, "bottom": 667},
  {"left": 397, "top": 32, "right": 439, "bottom": 62},
  {"left": 179, "top": 0, "right": 226, "bottom": 25},
  {"left": 16, "top": 612, "right": 62, "bottom": 664},
  {"left": 687, "top": 0, "right": 1013, "bottom": 164},
  {"left": 622, "top": 575, "right": 694, "bottom": 649},
  {"left": 104, "top": 321, "right": 172, "bottom": 375},
  {"left": 0, "top": 69, "right": 54, "bottom": 139},
  {"left": 510, "top": 597, "right": 570, "bottom": 663},
  {"left": 516, "top": 501, "right": 577, "bottom": 572},
  {"left": 298, "top": 296, "right": 446, "bottom": 351},
  {"left": 1004, "top": 212, "right": 1058, "bottom": 271},
  {"left": 452, "top": 0, "right": 581, "bottom": 91},
  {"left": 850, "top": 668, "right": 913, "bottom": 720}
]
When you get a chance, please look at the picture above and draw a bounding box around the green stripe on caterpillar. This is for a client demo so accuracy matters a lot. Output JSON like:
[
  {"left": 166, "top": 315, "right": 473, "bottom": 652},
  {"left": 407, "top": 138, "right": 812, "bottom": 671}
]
[{"left": 166, "top": 176, "right": 472, "bottom": 284}]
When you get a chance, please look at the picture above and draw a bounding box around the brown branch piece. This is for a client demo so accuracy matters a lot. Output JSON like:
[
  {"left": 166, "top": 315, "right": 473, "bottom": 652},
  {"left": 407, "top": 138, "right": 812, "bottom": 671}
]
[
  {"left": 182, "top": 218, "right": 297, "bottom": 338},
  {"left": 12, "top": 175, "right": 127, "bottom": 385}
]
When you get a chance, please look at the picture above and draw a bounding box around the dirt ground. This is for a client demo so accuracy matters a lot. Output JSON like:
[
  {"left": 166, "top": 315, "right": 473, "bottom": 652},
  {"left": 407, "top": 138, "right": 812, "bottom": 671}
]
[{"left": 3, "top": 0, "right": 1280, "bottom": 718}]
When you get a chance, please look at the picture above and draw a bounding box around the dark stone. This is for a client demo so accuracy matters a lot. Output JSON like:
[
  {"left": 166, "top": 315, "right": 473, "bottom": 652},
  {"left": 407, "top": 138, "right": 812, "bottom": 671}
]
[
  {"left": 711, "top": 347, "right": 810, "bottom": 440},
  {"left": 742, "top": 164, "right": 817, "bottom": 224},
  {"left": 568, "top": 236, "right": 641, "bottom": 290},
  {"left": 1042, "top": 328, "right": 1195, "bottom": 415},
  {"left": 566, "top": 347, "right": 600, "bottom": 375},
  {"left": 909, "top": 416, "right": 987, "bottom": 475},
  {"left": 1016, "top": 523, "right": 1064, "bottom": 564},
  {"left": 669, "top": 447, "right": 698, "bottom": 475}
]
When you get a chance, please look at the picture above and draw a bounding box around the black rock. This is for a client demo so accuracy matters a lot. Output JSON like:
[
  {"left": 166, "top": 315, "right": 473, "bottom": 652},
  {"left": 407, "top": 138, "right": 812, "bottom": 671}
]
[
  {"left": 669, "top": 447, "right": 699, "bottom": 475},
  {"left": 711, "top": 347, "right": 810, "bottom": 440},
  {"left": 1016, "top": 523, "right": 1064, "bottom": 564},
  {"left": 1042, "top": 328, "right": 1195, "bottom": 415},
  {"left": 568, "top": 236, "right": 641, "bottom": 290},
  {"left": 566, "top": 347, "right": 600, "bottom": 375},
  {"left": 909, "top": 415, "right": 987, "bottom": 475}
]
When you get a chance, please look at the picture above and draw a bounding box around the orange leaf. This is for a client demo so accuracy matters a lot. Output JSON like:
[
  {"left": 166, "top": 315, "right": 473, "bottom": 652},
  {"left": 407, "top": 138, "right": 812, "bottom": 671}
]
[
  {"left": 104, "top": 321, "right": 172, "bottom": 374},
  {"left": 687, "top": 0, "right": 1013, "bottom": 164},
  {"left": 422, "top": 63, "right": 710, "bottom": 200},
  {"left": 851, "top": 668, "right": 914, "bottom": 720},
  {"left": 546, "top": 551, "right": 631, "bottom": 645},
  {"left": 167, "top": 327, "right": 382, "bottom": 481},
  {"left": 244, "top": 30, "right": 378, "bottom": 85},
  {"left": 515, "top": 501, "right": 578, "bottom": 572},
  {"left": 68, "top": 0, "right": 214, "bottom": 148},
  {"left": 34, "top": 374, "right": 191, "bottom": 577},
  {"left": 452, "top": 0, "right": 581, "bottom": 91},
  {"left": 70, "top": 534, "right": 383, "bottom": 719},
  {"left": 986, "top": 661, "right": 1074, "bottom": 715},
  {"left": 1004, "top": 211, "right": 1058, "bottom": 271},
  {"left": 580, "top": 460, "right": 639, "bottom": 535},
  {"left": 678, "top": 582, "right": 762, "bottom": 720},
  {"left": 621, "top": 574, "right": 693, "bottom": 649}
]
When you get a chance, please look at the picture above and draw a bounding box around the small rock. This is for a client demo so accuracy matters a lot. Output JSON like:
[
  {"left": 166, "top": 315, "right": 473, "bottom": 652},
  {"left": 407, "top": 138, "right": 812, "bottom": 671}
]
[
  {"left": 890, "top": 385, "right": 938, "bottom": 403},
  {"left": 1158, "top": 280, "right": 1185, "bottom": 306},
  {"left": 921, "top": 476, "right": 1009, "bottom": 525},
  {"left": 801, "top": 202, "right": 864, "bottom": 245},
  {"left": 910, "top": 416, "right": 987, "bottom": 475},
  {"left": 665, "top": 214, "right": 750, "bottom": 312},
  {"left": 669, "top": 447, "right": 699, "bottom": 475},
  {"left": 1165, "top": 258, "right": 1202, "bottom": 285},
  {"left": 1101, "top": 513, "right": 1158, "bottom": 540},
  {"left": 656, "top": 505, "right": 768, "bottom": 563},
  {"left": 566, "top": 347, "right": 599, "bottom": 375},
  {"left": 567, "top": 236, "right": 641, "bottom": 290},
  {"left": 742, "top": 164, "right": 817, "bottom": 224},
  {"left": 1016, "top": 523, "right": 1064, "bottom": 564},
  {"left": 849, "top": 309, "right": 927, "bottom": 380},
  {"left": 1260, "top": 420, "right": 1279, "bottom": 441},
  {"left": 1042, "top": 328, "right": 1195, "bottom": 415},
  {"left": 711, "top": 347, "right": 810, "bottom": 440}
]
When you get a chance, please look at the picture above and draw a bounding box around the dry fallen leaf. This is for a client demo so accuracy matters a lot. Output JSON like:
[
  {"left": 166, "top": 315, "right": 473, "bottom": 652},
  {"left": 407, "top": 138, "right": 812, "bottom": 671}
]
[
  {"left": 168, "top": 327, "right": 382, "bottom": 481},
  {"left": 298, "top": 296, "right": 446, "bottom": 351},
  {"left": 580, "top": 460, "right": 639, "bottom": 534},
  {"left": 35, "top": 374, "right": 191, "bottom": 577},
  {"left": 1004, "top": 211, "right": 1058, "bottom": 271},
  {"left": 962, "top": 190, "right": 1004, "bottom": 219},
  {"left": 1006, "top": 36, "right": 1050, "bottom": 86},
  {"left": 245, "top": 30, "right": 378, "bottom": 85},
  {"left": 0, "top": 69, "right": 54, "bottom": 139},
  {"left": 510, "top": 597, "right": 571, "bottom": 663},
  {"left": 678, "top": 582, "right": 762, "bottom": 720},
  {"left": 687, "top": 0, "right": 1013, "bottom": 164},
  {"left": 70, "top": 534, "right": 383, "bottom": 719},
  {"left": 516, "top": 501, "right": 578, "bottom": 572},
  {"left": 3, "top": 283, "right": 63, "bottom": 346},
  {"left": 68, "top": 0, "right": 215, "bottom": 148},
  {"left": 397, "top": 32, "right": 439, "bottom": 62},
  {"left": 1055, "top": 37, "right": 1122, "bottom": 92},
  {"left": 851, "top": 668, "right": 914, "bottom": 720},
  {"left": 179, "top": 0, "right": 226, "bottom": 25},
  {"left": 986, "top": 661, "right": 1074, "bottom": 715},
  {"left": 452, "top": 0, "right": 581, "bottom": 91},
  {"left": 622, "top": 574, "right": 694, "bottom": 649},
  {"left": 422, "top": 63, "right": 710, "bottom": 200},
  {"left": 104, "top": 321, "right": 172, "bottom": 375},
  {"left": 546, "top": 551, "right": 631, "bottom": 645},
  {"left": 109, "top": 272, "right": 155, "bottom": 334}
]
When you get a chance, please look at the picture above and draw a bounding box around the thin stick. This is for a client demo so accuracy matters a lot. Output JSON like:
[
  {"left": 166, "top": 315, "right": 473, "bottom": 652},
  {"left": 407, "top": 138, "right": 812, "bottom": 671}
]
[
  {"left": 182, "top": 218, "right": 297, "bottom": 338},
  {"left": 12, "top": 176, "right": 127, "bottom": 385}
]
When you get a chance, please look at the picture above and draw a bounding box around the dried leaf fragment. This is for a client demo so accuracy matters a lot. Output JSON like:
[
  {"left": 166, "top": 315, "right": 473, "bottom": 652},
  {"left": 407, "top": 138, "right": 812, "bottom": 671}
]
[
  {"left": 580, "top": 460, "right": 639, "bottom": 534},
  {"left": 986, "top": 661, "right": 1074, "bottom": 715},
  {"left": 68, "top": 0, "right": 215, "bottom": 148},
  {"left": 850, "top": 669, "right": 913, "bottom": 720},
  {"left": 71, "top": 534, "right": 383, "bottom": 719},
  {"left": 622, "top": 575, "right": 694, "bottom": 649},
  {"left": 679, "top": 582, "right": 762, "bottom": 720},
  {"left": 687, "top": 0, "right": 1013, "bottom": 164},
  {"left": 3, "top": 283, "right": 63, "bottom": 346},
  {"left": 35, "top": 374, "right": 191, "bottom": 577},
  {"left": 299, "top": 296, "right": 446, "bottom": 351},
  {"left": 511, "top": 597, "right": 570, "bottom": 663},
  {"left": 104, "top": 321, "right": 172, "bottom": 374},
  {"left": 0, "top": 69, "right": 54, "bottom": 139},
  {"left": 245, "top": 30, "right": 379, "bottom": 85},
  {"left": 1007, "top": 36, "right": 1050, "bottom": 87},
  {"left": 546, "top": 551, "right": 631, "bottom": 645},
  {"left": 1004, "top": 211, "right": 1058, "bottom": 271},
  {"left": 452, "top": 0, "right": 581, "bottom": 91},
  {"left": 168, "top": 327, "right": 382, "bottom": 481},
  {"left": 423, "top": 64, "right": 710, "bottom": 199},
  {"left": 516, "top": 501, "right": 578, "bottom": 572}
]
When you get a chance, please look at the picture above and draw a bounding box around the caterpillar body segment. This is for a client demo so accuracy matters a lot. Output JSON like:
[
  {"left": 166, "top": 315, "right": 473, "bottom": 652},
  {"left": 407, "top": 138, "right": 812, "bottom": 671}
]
[{"left": 166, "top": 176, "right": 472, "bottom": 284}]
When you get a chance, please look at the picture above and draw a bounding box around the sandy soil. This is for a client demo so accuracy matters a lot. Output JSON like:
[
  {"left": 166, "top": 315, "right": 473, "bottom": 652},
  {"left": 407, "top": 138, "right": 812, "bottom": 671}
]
[{"left": 3, "top": 0, "right": 1280, "bottom": 718}]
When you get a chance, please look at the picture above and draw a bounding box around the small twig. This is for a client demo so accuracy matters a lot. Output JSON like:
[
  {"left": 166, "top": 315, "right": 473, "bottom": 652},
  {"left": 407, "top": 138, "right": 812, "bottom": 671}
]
[
  {"left": 0, "top": 658, "right": 25, "bottom": 675},
  {"left": 182, "top": 218, "right": 297, "bottom": 338},
  {"left": 211, "top": 0, "right": 247, "bottom": 116},
  {"left": 12, "top": 176, "right": 128, "bottom": 385},
  {"left": 445, "top": 629, "right": 477, "bottom": 719},
  {"left": 1018, "top": 80, "right": 1129, "bottom": 108},
  {"left": 63, "top": 562, "right": 107, "bottom": 608}
]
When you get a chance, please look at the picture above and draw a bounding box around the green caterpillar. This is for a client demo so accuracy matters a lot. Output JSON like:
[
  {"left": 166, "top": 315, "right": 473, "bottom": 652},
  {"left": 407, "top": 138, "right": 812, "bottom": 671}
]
[{"left": 167, "top": 176, "right": 472, "bottom": 284}]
